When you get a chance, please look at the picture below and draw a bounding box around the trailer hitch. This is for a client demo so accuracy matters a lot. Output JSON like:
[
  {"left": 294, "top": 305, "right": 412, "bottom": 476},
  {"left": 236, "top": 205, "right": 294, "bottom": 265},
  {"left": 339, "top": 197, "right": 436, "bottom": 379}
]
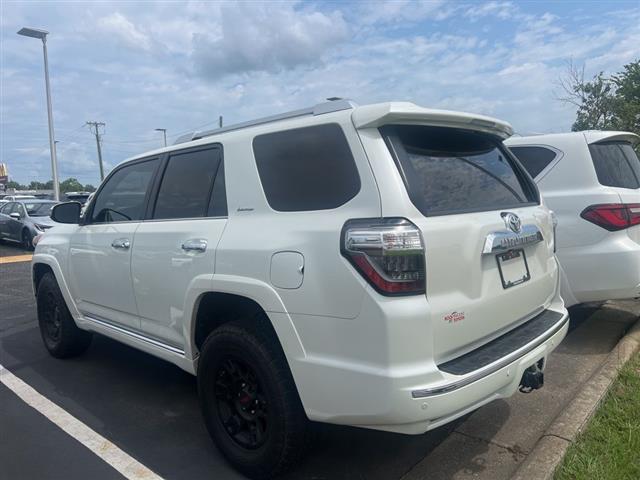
[{"left": 519, "top": 360, "right": 544, "bottom": 393}]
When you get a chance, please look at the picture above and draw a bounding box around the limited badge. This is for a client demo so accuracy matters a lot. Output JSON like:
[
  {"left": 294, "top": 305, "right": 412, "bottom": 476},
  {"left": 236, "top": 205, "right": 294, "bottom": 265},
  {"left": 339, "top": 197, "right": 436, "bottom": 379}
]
[{"left": 444, "top": 311, "right": 465, "bottom": 323}]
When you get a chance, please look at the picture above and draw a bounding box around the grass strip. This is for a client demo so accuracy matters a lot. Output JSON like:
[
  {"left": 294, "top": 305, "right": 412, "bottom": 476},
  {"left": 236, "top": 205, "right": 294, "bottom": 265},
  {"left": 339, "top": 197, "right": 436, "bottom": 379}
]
[{"left": 555, "top": 351, "right": 640, "bottom": 480}]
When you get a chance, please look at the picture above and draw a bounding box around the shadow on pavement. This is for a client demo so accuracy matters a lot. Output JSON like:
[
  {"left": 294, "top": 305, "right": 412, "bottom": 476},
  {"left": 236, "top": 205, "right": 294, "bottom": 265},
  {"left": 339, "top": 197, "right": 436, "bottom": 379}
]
[{"left": 1, "top": 323, "right": 478, "bottom": 480}]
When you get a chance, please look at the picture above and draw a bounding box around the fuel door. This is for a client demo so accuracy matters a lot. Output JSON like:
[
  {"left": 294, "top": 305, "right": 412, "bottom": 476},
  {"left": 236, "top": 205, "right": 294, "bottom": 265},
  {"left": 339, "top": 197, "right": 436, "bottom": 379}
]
[{"left": 270, "top": 251, "right": 304, "bottom": 289}]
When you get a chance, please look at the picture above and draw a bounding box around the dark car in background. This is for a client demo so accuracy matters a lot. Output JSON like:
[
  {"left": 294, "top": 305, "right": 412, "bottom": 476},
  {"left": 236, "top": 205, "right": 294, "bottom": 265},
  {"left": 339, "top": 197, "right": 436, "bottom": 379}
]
[
  {"left": 0, "top": 199, "right": 58, "bottom": 249},
  {"left": 64, "top": 191, "right": 93, "bottom": 205}
]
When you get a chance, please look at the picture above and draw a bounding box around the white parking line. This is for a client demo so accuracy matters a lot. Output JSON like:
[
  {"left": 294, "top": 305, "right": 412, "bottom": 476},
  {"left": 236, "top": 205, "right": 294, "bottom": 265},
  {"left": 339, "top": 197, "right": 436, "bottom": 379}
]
[{"left": 0, "top": 364, "right": 164, "bottom": 480}]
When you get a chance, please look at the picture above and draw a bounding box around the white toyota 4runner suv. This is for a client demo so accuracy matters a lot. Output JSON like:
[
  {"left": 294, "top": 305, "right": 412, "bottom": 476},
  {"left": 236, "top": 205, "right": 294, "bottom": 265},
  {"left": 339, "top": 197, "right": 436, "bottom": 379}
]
[{"left": 33, "top": 100, "right": 568, "bottom": 479}]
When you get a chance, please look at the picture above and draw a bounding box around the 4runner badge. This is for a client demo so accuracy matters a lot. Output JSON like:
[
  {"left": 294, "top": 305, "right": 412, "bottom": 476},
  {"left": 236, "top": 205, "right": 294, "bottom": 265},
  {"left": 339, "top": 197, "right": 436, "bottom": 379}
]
[{"left": 444, "top": 311, "right": 465, "bottom": 323}]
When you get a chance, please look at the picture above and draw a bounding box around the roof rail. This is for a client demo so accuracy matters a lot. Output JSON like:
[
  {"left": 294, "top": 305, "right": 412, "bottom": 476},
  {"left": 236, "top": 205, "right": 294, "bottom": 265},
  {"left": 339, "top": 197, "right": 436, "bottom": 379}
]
[{"left": 174, "top": 98, "right": 357, "bottom": 145}]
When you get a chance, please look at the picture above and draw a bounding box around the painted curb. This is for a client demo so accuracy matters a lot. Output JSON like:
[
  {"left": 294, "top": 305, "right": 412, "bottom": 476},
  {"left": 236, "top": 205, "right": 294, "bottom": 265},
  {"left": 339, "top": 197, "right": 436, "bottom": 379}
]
[{"left": 511, "top": 317, "right": 640, "bottom": 480}]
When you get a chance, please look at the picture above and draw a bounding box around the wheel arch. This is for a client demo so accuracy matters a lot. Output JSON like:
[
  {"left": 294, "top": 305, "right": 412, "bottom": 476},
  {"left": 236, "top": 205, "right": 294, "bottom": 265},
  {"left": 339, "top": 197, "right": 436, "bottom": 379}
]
[
  {"left": 31, "top": 254, "right": 80, "bottom": 319},
  {"left": 189, "top": 276, "right": 306, "bottom": 372}
]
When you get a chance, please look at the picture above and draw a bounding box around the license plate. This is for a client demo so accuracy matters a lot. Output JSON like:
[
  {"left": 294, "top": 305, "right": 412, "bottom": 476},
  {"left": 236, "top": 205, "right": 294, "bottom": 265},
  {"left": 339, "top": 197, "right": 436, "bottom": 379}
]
[{"left": 496, "top": 249, "right": 530, "bottom": 289}]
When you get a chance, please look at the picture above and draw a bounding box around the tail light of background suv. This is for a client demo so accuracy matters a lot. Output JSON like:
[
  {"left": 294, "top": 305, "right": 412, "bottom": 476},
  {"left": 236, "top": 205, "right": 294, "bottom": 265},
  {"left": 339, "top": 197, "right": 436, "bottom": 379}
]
[
  {"left": 580, "top": 203, "right": 640, "bottom": 231},
  {"left": 341, "top": 218, "right": 425, "bottom": 295}
]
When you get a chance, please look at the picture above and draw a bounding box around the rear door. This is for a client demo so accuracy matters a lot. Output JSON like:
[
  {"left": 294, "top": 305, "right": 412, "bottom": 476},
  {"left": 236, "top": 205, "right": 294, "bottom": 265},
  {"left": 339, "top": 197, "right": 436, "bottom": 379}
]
[
  {"left": 380, "top": 125, "right": 556, "bottom": 362},
  {"left": 589, "top": 140, "right": 640, "bottom": 243},
  {"left": 131, "top": 144, "right": 227, "bottom": 350},
  {"left": 8, "top": 203, "right": 26, "bottom": 241}
]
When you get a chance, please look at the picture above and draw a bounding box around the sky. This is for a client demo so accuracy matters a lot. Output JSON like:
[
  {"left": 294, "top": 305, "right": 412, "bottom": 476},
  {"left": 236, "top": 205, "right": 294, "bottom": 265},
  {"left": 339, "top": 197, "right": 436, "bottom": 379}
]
[{"left": 1, "top": 0, "right": 639, "bottom": 186}]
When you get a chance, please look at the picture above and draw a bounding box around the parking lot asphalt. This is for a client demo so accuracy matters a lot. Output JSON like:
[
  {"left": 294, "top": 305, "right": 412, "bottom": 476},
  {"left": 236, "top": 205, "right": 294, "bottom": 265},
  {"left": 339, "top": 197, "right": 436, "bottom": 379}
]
[{"left": 1, "top": 240, "right": 639, "bottom": 480}]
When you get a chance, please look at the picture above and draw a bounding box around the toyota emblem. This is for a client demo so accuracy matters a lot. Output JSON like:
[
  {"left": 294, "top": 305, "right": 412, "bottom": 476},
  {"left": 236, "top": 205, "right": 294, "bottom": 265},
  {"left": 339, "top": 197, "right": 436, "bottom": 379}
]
[{"left": 502, "top": 212, "right": 522, "bottom": 233}]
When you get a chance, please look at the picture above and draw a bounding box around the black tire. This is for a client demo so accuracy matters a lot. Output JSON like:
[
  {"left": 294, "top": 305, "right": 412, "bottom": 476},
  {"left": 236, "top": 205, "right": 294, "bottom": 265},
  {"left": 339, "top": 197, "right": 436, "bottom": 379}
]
[
  {"left": 22, "top": 228, "right": 33, "bottom": 251},
  {"left": 36, "top": 272, "right": 92, "bottom": 358},
  {"left": 198, "top": 318, "right": 309, "bottom": 479}
]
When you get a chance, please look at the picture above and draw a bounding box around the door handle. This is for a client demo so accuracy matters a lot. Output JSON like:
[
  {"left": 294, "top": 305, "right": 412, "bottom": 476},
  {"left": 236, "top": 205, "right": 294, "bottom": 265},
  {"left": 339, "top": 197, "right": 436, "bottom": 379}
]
[
  {"left": 181, "top": 238, "right": 207, "bottom": 253},
  {"left": 111, "top": 238, "right": 130, "bottom": 250}
]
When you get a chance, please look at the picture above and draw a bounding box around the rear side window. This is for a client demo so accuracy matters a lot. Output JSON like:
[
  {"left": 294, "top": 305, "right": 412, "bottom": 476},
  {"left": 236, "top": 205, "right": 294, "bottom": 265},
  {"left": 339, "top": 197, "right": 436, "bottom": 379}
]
[
  {"left": 509, "top": 146, "right": 557, "bottom": 179},
  {"left": 382, "top": 125, "right": 537, "bottom": 216},
  {"left": 91, "top": 158, "right": 159, "bottom": 223},
  {"left": 253, "top": 124, "right": 360, "bottom": 211},
  {"left": 589, "top": 141, "right": 640, "bottom": 189},
  {"left": 153, "top": 146, "right": 225, "bottom": 219}
]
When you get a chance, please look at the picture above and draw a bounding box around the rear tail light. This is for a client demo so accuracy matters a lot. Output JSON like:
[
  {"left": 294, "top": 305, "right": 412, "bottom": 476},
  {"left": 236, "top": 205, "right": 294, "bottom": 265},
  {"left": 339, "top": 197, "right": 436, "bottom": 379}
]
[
  {"left": 580, "top": 203, "right": 640, "bottom": 231},
  {"left": 341, "top": 218, "right": 425, "bottom": 295}
]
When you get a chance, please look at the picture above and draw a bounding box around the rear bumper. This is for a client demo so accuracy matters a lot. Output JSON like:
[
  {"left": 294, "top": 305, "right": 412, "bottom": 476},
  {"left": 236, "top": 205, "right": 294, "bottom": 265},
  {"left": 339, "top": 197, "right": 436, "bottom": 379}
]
[
  {"left": 290, "top": 303, "right": 568, "bottom": 434},
  {"left": 558, "top": 234, "right": 640, "bottom": 304},
  {"left": 369, "top": 307, "right": 568, "bottom": 434},
  {"left": 413, "top": 309, "right": 566, "bottom": 397}
]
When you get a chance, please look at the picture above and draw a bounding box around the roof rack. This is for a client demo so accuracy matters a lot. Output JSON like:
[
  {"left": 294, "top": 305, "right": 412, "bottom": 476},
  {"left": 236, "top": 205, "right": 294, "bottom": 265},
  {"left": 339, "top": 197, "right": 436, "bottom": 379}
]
[{"left": 174, "top": 98, "right": 357, "bottom": 145}]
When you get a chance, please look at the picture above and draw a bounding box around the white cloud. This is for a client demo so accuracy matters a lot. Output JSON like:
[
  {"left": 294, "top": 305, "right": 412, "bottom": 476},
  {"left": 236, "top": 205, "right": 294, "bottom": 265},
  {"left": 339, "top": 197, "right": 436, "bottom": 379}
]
[
  {"left": 465, "top": 1, "right": 517, "bottom": 20},
  {"left": 97, "top": 12, "right": 152, "bottom": 51},
  {"left": 192, "top": 3, "right": 349, "bottom": 76},
  {"left": 358, "top": 0, "right": 454, "bottom": 25}
]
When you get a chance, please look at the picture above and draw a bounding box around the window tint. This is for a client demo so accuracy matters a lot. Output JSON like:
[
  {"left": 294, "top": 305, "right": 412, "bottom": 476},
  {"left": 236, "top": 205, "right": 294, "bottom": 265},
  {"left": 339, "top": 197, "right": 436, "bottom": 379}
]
[
  {"left": 153, "top": 147, "right": 222, "bottom": 220},
  {"left": 91, "top": 158, "right": 159, "bottom": 223},
  {"left": 0, "top": 203, "right": 13, "bottom": 214},
  {"left": 589, "top": 142, "right": 640, "bottom": 189},
  {"left": 253, "top": 124, "right": 361, "bottom": 211},
  {"left": 509, "top": 146, "right": 557, "bottom": 179},
  {"left": 382, "top": 125, "right": 536, "bottom": 216}
]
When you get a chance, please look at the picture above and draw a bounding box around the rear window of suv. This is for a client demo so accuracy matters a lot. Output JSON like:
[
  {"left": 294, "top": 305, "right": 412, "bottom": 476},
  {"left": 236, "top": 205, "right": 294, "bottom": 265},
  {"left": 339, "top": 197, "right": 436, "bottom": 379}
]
[
  {"left": 589, "top": 141, "right": 640, "bottom": 189},
  {"left": 253, "top": 124, "right": 360, "bottom": 212},
  {"left": 381, "top": 125, "right": 538, "bottom": 216},
  {"left": 508, "top": 146, "right": 558, "bottom": 179}
]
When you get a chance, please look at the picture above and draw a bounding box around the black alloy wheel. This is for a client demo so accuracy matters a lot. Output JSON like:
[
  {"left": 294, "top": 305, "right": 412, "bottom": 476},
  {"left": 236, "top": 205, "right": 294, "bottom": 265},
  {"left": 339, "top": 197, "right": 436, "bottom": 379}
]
[{"left": 215, "top": 355, "right": 269, "bottom": 450}]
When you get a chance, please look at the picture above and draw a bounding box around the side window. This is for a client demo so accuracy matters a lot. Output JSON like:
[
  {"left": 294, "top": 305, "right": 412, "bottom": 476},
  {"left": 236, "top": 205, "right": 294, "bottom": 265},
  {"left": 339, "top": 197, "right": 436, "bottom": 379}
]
[
  {"left": 0, "top": 203, "right": 13, "bottom": 214},
  {"left": 153, "top": 147, "right": 223, "bottom": 220},
  {"left": 253, "top": 123, "right": 361, "bottom": 211},
  {"left": 589, "top": 142, "right": 640, "bottom": 189},
  {"left": 15, "top": 204, "right": 25, "bottom": 217},
  {"left": 509, "top": 146, "right": 557, "bottom": 179},
  {"left": 91, "top": 158, "right": 159, "bottom": 223}
]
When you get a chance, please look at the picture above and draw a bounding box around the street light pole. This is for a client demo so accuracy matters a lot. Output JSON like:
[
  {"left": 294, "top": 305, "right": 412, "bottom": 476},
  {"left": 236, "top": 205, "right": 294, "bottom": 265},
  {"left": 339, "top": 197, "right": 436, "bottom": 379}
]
[
  {"left": 17, "top": 27, "right": 60, "bottom": 201},
  {"left": 155, "top": 128, "right": 167, "bottom": 147}
]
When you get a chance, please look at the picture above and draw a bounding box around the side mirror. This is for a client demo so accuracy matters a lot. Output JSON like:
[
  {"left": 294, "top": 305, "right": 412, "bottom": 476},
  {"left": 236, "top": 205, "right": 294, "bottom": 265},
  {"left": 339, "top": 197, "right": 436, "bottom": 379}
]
[
  {"left": 9, "top": 212, "right": 21, "bottom": 220},
  {"left": 51, "top": 202, "right": 81, "bottom": 224}
]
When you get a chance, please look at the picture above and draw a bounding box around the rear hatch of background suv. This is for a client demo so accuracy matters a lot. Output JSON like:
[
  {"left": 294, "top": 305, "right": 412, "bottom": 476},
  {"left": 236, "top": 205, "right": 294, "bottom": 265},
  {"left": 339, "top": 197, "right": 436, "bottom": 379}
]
[
  {"left": 380, "top": 125, "right": 558, "bottom": 364},
  {"left": 587, "top": 138, "right": 640, "bottom": 245}
]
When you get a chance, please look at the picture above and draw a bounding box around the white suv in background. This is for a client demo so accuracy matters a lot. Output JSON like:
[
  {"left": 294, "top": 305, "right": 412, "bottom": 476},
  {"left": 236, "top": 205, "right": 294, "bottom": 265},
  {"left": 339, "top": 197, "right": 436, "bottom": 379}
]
[
  {"left": 507, "top": 131, "right": 640, "bottom": 307},
  {"left": 33, "top": 100, "right": 568, "bottom": 479}
]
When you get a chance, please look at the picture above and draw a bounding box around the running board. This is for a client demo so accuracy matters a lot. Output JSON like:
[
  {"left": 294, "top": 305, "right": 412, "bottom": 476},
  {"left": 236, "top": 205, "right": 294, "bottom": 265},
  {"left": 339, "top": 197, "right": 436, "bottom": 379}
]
[{"left": 81, "top": 313, "right": 185, "bottom": 356}]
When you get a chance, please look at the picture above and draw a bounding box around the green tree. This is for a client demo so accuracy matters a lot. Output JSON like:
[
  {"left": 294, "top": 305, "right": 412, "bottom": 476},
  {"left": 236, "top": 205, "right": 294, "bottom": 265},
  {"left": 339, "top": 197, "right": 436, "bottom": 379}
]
[
  {"left": 83, "top": 184, "right": 96, "bottom": 192},
  {"left": 611, "top": 61, "right": 640, "bottom": 133},
  {"left": 558, "top": 59, "right": 640, "bottom": 137},
  {"left": 59, "top": 177, "right": 84, "bottom": 194},
  {"left": 6, "top": 180, "right": 26, "bottom": 190}
]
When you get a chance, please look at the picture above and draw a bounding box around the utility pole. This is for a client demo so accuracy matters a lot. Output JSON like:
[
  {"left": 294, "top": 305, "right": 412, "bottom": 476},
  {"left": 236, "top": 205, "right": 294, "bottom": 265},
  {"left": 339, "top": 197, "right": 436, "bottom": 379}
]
[
  {"left": 155, "top": 128, "right": 167, "bottom": 147},
  {"left": 87, "top": 121, "right": 105, "bottom": 181}
]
